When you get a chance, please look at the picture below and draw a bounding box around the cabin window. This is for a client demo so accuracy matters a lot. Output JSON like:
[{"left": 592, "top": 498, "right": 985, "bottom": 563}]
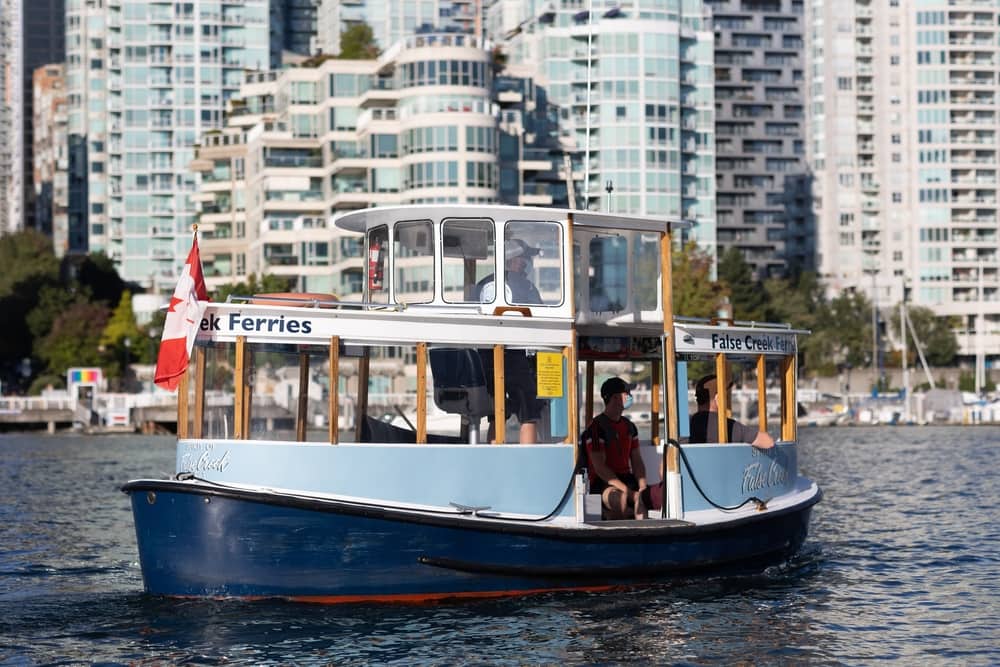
[
  {"left": 633, "top": 233, "right": 661, "bottom": 311},
  {"left": 441, "top": 218, "right": 496, "bottom": 303},
  {"left": 505, "top": 221, "right": 563, "bottom": 306},
  {"left": 196, "top": 341, "right": 236, "bottom": 439},
  {"left": 588, "top": 236, "right": 628, "bottom": 313},
  {"left": 366, "top": 225, "right": 389, "bottom": 304},
  {"left": 394, "top": 220, "right": 435, "bottom": 304}
]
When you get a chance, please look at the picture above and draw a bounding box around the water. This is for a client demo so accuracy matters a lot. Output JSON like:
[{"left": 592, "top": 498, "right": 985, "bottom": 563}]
[{"left": 1, "top": 427, "right": 999, "bottom": 665}]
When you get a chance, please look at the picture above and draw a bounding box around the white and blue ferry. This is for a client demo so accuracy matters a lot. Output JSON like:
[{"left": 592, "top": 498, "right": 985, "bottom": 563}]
[{"left": 124, "top": 205, "right": 821, "bottom": 603}]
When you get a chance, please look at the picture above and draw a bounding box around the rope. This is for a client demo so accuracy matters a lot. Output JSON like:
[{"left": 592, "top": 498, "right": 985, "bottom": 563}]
[{"left": 671, "top": 439, "right": 766, "bottom": 512}]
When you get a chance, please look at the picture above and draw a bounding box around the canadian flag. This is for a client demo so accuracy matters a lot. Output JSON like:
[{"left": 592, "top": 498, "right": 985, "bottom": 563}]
[{"left": 154, "top": 237, "right": 210, "bottom": 391}]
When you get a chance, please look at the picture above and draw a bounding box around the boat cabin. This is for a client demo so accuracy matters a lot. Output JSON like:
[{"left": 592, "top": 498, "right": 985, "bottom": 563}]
[{"left": 176, "top": 205, "right": 804, "bottom": 521}]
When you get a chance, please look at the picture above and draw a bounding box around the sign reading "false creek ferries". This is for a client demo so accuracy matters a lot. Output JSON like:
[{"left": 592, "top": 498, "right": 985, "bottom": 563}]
[{"left": 673, "top": 324, "right": 797, "bottom": 356}]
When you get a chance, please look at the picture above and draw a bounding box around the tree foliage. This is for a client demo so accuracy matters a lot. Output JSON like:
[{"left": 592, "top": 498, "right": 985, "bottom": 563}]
[
  {"left": 100, "top": 290, "right": 148, "bottom": 381},
  {"left": 0, "top": 231, "right": 62, "bottom": 384},
  {"left": 73, "top": 252, "right": 127, "bottom": 306},
  {"left": 889, "top": 304, "right": 959, "bottom": 367},
  {"left": 212, "top": 273, "right": 296, "bottom": 303},
  {"left": 35, "top": 302, "right": 111, "bottom": 378},
  {"left": 672, "top": 241, "right": 727, "bottom": 319},
  {"left": 337, "top": 24, "right": 380, "bottom": 59},
  {"left": 718, "top": 247, "right": 767, "bottom": 322}
]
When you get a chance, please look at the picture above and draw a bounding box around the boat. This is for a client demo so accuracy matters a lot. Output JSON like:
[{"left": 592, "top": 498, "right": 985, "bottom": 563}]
[{"left": 123, "top": 205, "right": 821, "bottom": 603}]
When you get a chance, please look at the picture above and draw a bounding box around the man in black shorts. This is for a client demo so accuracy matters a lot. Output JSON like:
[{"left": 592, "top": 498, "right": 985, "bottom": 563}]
[
  {"left": 689, "top": 374, "right": 774, "bottom": 448},
  {"left": 582, "top": 377, "right": 659, "bottom": 519}
]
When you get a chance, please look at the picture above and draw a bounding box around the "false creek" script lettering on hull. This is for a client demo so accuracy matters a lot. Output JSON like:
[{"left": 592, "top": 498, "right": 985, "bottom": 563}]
[{"left": 180, "top": 443, "right": 232, "bottom": 473}]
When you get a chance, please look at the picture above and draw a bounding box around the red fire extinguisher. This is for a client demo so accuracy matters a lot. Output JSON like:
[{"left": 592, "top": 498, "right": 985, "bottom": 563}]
[{"left": 368, "top": 240, "right": 383, "bottom": 291}]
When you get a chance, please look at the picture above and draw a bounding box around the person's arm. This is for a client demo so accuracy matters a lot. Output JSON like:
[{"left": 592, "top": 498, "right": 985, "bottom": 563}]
[
  {"left": 629, "top": 447, "right": 648, "bottom": 491},
  {"left": 751, "top": 430, "right": 775, "bottom": 449},
  {"left": 588, "top": 447, "right": 631, "bottom": 494}
]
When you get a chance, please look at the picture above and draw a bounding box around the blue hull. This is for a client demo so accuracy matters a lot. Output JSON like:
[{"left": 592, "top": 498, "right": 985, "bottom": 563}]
[{"left": 125, "top": 480, "right": 819, "bottom": 602}]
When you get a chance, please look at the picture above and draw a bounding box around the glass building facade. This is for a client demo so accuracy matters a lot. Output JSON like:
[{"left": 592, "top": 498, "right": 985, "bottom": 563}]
[
  {"left": 65, "top": 0, "right": 269, "bottom": 288},
  {"left": 493, "top": 0, "right": 717, "bottom": 253},
  {"left": 808, "top": 0, "right": 1000, "bottom": 356}
]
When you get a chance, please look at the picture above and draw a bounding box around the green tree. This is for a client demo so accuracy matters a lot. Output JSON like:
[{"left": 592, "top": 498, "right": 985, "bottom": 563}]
[
  {"left": 35, "top": 302, "right": 111, "bottom": 379},
  {"left": 802, "top": 290, "right": 872, "bottom": 376},
  {"left": 764, "top": 272, "right": 842, "bottom": 376},
  {"left": 100, "top": 291, "right": 146, "bottom": 385},
  {"left": 890, "top": 304, "right": 959, "bottom": 367},
  {"left": 213, "top": 273, "right": 296, "bottom": 303},
  {"left": 337, "top": 24, "right": 380, "bottom": 59},
  {"left": 717, "top": 247, "right": 767, "bottom": 322},
  {"left": 73, "top": 252, "right": 127, "bottom": 306},
  {"left": 0, "top": 230, "right": 61, "bottom": 386},
  {"left": 26, "top": 284, "right": 87, "bottom": 346},
  {"left": 672, "top": 241, "right": 728, "bottom": 319}
]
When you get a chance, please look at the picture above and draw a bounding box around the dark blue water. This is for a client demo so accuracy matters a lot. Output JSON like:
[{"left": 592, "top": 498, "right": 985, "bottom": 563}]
[{"left": 1, "top": 427, "right": 998, "bottom": 665}]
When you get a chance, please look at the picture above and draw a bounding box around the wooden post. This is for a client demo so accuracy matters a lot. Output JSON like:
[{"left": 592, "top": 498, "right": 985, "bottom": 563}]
[
  {"left": 651, "top": 358, "right": 661, "bottom": 445},
  {"left": 354, "top": 349, "right": 370, "bottom": 442},
  {"left": 296, "top": 351, "right": 310, "bottom": 442},
  {"left": 493, "top": 344, "right": 505, "bottom": 444},
  {"left": 565, "top": 344, "right": 578, "bottom": 446},
  {"left": 329, "top": 336, "right": 339, "bottom": 444},
  {"left": 242, "top": 346, "right": 253, "bottom": 439},
  {"left": 782, "top": 354, "right": 797, "bottom": 442},
  {"left": 660, "top": 228, "right": 679, "bottom": 448},
  {"left": 715, "top": 352, "right": 729, "bottom": 443},
  {"left": 756, "top": 354, "right": 767, "bottom": 434},
  {"left": 585, "top": 359, "right": 595, "bottom": 425},
  {"left": 416, "top": 342, "right": 427, "bottom": 444},
  {"left": 233, "top": 335, "right": 246, "bottom": 440},
  {"left": 192, "top": 346, "right": 206, "bottom": 438},
  {"left": 177, "top": 362, "right": 190, "bottom": 439}
]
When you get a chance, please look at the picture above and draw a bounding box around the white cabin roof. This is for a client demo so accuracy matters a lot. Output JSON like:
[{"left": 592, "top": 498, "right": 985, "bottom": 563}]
[{"left": 333, "top": 205, "right": 692, "bottom": 235}]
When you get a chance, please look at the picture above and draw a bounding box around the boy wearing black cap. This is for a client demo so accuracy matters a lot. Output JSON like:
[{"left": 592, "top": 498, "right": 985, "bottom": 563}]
[{"left": 581, "top": 376, "right": 653, "bottom": 520}]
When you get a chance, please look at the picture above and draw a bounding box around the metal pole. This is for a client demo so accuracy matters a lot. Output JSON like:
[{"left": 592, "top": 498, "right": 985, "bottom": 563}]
[
  {"left": 977, "top": 260, "right": 985, "bottom": 395},
  {"left": 582, "top": 0, "right": 594, "bottom": 208},
  {"left": 871, "top": 270, "right": 878, "bottom": 392},
  {"left": 900, "top": 297, "right": 910, "bottom": 422}
]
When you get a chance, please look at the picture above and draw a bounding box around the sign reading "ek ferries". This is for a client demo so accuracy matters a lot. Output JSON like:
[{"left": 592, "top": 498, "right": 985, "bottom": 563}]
[{"left": 200, "top": 312, "right": 314, "bottom": 335}]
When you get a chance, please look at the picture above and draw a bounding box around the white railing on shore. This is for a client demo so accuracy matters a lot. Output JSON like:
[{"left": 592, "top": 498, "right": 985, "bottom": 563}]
[{"left": 0, "top": 396, "right": 75, "bottom": 412}]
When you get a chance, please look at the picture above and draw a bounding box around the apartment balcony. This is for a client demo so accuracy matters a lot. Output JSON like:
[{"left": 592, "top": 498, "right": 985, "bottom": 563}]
[
  {"left": 359, "top": 82, "right": 400, "bottom": 108},
  {"left": 263, "top": 154, "right": 323, "bottom": 169},
  {"left": 265, "top": 190, "right": 324, "bottom": 204},
  {"left": 950, "top": 74, "right": 994, "bottom": 87},
  {"left": 948, "top": 35, "right": 994, "bottom": 48}
]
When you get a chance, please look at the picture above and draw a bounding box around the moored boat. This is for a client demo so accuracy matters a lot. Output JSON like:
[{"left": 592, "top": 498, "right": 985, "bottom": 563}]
[{"left": 124, "top": 205, "right": 821, "bottom": 602}]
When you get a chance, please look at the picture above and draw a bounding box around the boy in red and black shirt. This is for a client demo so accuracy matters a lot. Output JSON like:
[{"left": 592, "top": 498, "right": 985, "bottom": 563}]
[{"left": 582, "top": 377, "right": 655, "bottom": 520}]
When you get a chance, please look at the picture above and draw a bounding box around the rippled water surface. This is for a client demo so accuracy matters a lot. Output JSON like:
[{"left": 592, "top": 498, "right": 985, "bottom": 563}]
[{"left": 1, "top": 427, "right": 999, "bottom": 665}]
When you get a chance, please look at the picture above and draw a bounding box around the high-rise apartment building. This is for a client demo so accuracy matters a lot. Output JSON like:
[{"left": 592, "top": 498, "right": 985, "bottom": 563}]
[
  {"left": 708, "top": 0, "right": 811, "bottom": 278},
  {"left": 0, "top": 0, "right": 64, "bottom": 235},
  {"left": 193, "top": 33, "right": 538, "bottom": 295},
  {"left": 65, "top": 0, "right": 270, "bottom": 287},
  {"left": 0, "top": 0, "right": 22, "bottom": 235},
  {"left": 490, "top": 1, "right": 718, "bottom": 253},
  {"left": 33, "top": 64, "right": 69, "bottom": 254},
  {"left": 807, "top": 0, "right": 1000, "bottom": 356},
  {"left": 317, "top": 0, "right": 481, "bottom": 56}
]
